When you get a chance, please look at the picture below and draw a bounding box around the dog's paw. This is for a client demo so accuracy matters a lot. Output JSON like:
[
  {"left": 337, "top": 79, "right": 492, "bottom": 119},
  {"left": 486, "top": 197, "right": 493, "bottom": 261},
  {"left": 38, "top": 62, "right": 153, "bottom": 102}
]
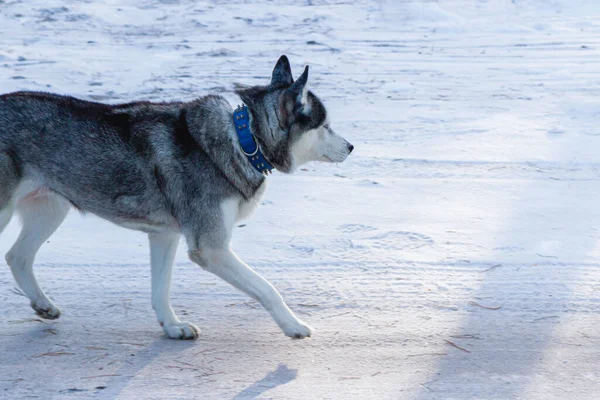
[
  {"left": 163, "top": 322, "right": 200, "bottom": 340},
  {"left": 282, "top": 319, "right": 314, "bottom": 339},
  {"left": 31, "top": 301, "right": 61, "bottom": 320}
]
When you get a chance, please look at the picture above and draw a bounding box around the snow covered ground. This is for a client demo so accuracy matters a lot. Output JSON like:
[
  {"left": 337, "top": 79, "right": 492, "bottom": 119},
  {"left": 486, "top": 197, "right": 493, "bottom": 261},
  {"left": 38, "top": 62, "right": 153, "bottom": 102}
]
[{"left": 2, "top": 0, "right": 600, "bottom": 398}]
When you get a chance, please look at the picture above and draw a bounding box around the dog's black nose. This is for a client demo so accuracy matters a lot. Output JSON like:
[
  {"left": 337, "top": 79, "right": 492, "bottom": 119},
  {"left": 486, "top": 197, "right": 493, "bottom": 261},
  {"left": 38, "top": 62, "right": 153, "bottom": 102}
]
[{"left": 348, "top": 144, "right": 354, "bottom": 153}]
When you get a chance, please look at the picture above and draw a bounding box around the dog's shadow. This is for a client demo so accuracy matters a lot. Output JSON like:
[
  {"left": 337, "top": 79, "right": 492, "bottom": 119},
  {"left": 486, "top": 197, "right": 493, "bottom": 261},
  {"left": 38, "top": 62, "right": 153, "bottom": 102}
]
[
  {"left": 5, "top": 316, "right": 297, "bottom": 398},
  {"left": 99, "top": 336, "right": 195, "bottom": 398},
  {"left": 5, "top": 321, "right": 193, "bottom": 397},
  {"left": 232, "top": 363, "right": 297, "bottom": 400}
]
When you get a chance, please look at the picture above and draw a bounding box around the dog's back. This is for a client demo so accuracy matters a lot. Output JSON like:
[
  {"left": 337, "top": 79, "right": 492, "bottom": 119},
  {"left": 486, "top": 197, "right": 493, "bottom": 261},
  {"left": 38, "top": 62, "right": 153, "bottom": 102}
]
[{"left": 0, "top": 92, "right": 188, "bottom": 231}]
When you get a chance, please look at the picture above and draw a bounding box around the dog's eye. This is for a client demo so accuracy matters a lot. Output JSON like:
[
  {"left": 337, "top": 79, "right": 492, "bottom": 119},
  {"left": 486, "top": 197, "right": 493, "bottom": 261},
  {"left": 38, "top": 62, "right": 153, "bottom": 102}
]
[{"left": 323, "top": 124, "right": 330, "bottom": 130}]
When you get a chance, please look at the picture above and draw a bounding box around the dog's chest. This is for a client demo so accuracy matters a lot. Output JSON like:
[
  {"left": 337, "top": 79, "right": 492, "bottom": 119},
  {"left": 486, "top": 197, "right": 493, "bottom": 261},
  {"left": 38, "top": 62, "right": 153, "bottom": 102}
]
[
  {"left": 221, "top": 180, "right": 267, "bottom": 231},
  {"left": 219, "top": 179, "right": 269, "bottom": 240},
  {"left": 237, "top": 180, "right": 267, "bottom": 221}
]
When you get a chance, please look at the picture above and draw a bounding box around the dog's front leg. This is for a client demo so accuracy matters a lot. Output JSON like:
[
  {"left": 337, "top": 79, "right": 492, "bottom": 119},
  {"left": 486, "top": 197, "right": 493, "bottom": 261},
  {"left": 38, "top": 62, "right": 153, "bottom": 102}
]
[
  {"left": 189, "top": 247, "right": 313, "bottom": 339},
  {"left": 149, "top": 232, "right": 199, "bottom": 339}
]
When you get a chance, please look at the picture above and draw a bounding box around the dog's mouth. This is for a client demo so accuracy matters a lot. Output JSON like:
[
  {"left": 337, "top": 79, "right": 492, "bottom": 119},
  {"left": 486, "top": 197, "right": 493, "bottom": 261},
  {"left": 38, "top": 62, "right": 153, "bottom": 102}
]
[{"left": 320, "top": 154, "right": 348, "bottom": 163}]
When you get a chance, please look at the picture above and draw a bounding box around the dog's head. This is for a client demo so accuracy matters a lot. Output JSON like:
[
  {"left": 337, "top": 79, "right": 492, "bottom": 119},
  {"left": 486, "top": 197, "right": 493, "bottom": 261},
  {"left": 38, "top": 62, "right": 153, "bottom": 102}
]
[{"left": 235, "top": 55, "right": 353, "bottom": 173}]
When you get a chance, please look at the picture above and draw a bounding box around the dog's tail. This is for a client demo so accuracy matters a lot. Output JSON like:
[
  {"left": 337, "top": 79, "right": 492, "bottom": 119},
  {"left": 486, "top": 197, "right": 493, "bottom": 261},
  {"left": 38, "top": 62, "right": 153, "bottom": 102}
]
[{"left": 0, "top": 151, "right": 19, "bottom": 235}]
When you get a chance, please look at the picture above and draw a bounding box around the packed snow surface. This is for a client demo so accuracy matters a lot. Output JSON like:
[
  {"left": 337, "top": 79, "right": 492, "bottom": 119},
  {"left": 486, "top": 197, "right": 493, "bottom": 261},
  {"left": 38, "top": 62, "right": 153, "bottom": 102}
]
[{"left": 2, "top": 0, "right": 600, "bottom": 399}]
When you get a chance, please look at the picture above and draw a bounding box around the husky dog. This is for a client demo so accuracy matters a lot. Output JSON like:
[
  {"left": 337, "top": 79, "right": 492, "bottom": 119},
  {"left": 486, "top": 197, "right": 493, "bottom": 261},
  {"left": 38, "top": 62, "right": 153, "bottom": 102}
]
[{"left": 0, "top": 56, "right": 353, "bottom": 339}]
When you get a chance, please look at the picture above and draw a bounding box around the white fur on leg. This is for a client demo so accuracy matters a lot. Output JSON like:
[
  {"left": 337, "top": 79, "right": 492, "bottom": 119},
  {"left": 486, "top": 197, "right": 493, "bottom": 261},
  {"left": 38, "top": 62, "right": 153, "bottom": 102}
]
[
  {"left": 0, "top": 204, "right": 14, "bottom": 234},
  {"left": 189, "top": 248, "right": 313, "bottom": 339},
  {"left": 6, "top": 193, "right": 70, "bottom": 319},
  {"left": 149, "top": 232, "right": 199, "bottom": 340}
]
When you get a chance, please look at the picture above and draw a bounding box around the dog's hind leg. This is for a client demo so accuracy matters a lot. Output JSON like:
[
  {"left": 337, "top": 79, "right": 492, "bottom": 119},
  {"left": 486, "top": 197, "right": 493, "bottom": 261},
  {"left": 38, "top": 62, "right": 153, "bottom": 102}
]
[
  {"left": 149, "top": 232, "right": 200, "bottom": 339},
  {"left": 0, "top": 203, "right": 14, "bottom": 234},
  {"left": 6, "top": 191, "right": 70, "bottom": 319},
  {"left": 0, "top": 152, "right": 20, "bottom": 234}
]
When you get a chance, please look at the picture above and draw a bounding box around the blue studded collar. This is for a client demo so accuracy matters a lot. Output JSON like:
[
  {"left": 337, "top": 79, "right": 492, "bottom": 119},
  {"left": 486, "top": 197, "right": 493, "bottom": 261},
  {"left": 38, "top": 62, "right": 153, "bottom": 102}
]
[{"left": 233, "top": 105, "right": 274, "bottom": 176}]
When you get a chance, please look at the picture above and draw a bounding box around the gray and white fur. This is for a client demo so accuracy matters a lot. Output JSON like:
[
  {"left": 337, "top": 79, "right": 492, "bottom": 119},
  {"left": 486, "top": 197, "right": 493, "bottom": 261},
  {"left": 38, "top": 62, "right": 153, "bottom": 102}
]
[{"left": 0, "top": 55, "right": 353, "bottom": 339}]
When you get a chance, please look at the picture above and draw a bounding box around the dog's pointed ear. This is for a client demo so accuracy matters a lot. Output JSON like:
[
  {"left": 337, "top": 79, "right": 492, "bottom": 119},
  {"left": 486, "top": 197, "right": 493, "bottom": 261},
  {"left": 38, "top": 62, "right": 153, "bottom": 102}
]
[
  {"left": 271, "top": 55, "right": 294, "bottom": 87},
  {"left": 289, "top": 65, "right": 308, "bottom": 94},
  {"left": 280, "top": 66, "right": 310, "bottom": 126}
]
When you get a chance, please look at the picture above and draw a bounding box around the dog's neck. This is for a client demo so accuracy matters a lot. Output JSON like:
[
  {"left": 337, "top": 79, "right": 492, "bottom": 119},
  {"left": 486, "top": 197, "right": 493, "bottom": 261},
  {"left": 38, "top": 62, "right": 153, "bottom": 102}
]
[
  {"left": 183, "top": 96, "right": 266, "bottom": 200},
  {"left": 233, "top": 105, "right": 274, "bottom": 176}
]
